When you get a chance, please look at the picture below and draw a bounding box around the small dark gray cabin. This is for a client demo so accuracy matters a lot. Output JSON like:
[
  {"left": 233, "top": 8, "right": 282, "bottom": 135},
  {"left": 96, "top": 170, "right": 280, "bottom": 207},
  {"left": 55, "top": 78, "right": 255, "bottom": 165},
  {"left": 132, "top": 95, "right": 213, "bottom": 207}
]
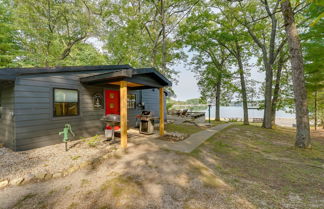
[{"left": 0, "top": 65, "right": 171, "bottom": 151}]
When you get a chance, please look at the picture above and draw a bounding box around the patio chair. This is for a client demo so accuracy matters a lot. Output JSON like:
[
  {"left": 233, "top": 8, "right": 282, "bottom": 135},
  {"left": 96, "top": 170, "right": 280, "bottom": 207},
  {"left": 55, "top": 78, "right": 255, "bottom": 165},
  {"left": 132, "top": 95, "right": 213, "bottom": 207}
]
[{"left": 180, "top": 109, "right": 189, "bottom": 117}]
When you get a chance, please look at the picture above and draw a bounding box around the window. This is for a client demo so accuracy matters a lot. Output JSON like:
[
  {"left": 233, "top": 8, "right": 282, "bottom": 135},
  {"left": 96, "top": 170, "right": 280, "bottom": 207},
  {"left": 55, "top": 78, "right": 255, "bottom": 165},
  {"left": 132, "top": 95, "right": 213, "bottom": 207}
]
[
  {"left": 53, "top": 88, "right": 79, "bottom": 117},
  {"left": 127, "top": 94, "right": 136, "bottom": 109}
]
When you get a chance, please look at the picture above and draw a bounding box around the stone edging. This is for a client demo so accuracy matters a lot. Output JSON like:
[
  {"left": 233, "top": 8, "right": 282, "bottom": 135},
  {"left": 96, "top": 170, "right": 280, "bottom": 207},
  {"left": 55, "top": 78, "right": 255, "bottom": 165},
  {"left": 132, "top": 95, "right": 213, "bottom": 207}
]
[{"left": 0, "top": 147, "right": 122, "bottom": 190}]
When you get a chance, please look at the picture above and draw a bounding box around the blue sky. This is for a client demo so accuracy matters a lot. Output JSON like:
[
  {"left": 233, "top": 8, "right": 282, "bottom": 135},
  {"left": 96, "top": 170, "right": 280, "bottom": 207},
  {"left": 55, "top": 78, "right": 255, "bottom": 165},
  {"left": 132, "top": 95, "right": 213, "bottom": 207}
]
[{"left": 172, "top": 62, "right": 200, "bottom": 101}]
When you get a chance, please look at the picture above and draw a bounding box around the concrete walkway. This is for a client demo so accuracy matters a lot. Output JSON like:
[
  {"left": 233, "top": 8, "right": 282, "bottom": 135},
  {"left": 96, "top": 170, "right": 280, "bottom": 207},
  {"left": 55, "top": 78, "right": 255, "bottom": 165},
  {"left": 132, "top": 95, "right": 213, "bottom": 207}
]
[{"left": 142, "top": 123, "right": 233, "bottom": 153}]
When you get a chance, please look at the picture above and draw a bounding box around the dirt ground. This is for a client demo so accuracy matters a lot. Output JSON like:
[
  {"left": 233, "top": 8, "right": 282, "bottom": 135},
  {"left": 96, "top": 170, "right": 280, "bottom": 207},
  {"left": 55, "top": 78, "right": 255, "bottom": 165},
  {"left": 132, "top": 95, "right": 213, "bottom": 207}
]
[
  {"left": 0, "top": 125, "right": 323, "bottom": 209},
  {"left": 0, "top": 125, "right": 201, "bottom": 181}
]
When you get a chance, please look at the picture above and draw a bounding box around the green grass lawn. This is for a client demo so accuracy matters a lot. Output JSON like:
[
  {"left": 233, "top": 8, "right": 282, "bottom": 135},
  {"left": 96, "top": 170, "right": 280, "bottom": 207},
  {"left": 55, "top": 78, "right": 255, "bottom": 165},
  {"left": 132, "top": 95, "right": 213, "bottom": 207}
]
[
  {"left": 164, "top": 120, "right": 226, "bottom": 135},
  {"left": 165, "top": 123, "right": 204, "bottom": 135},
  {"left": 192, "top": 124, "right": 324, "bottom": 208},
  {"left": 205, "top": 120, "right": 227, "bottom": 126}
]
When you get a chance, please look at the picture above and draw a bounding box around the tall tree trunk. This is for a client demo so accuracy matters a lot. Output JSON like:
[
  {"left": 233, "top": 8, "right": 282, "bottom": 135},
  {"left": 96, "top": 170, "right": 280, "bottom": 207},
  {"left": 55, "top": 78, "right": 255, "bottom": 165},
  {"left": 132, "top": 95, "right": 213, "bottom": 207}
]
[
  {"left": 262, "top": 61, "right": 273, "bottom": 128},
  {"left": 161, "top": 0, "right": 167, "bottom": 72},
  {"left": 314, "top": 90, "right": 317, "bottom": 130},
  {"left": 236, "top": 43, "right": 249, "bottom": 125},
  {"left": 281, "top": 0, "right": 311, "bottom": 148},
  {"left": 271, "top": 54, "right": 285, "bottom": 125},
  {"left": 264, "top": 7, "right": 278, "bottom": 129},
  {"left": 215, "top": 80, "right": 221, "bottom": 121}
]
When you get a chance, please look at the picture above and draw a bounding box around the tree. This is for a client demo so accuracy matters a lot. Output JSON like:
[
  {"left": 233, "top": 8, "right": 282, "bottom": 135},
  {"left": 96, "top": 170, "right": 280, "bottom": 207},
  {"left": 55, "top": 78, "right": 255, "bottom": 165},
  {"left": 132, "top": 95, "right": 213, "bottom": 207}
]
[
  {"left": 193, "top": 53, "right": 232, "bottom": 121},
  {"left": 234, "top": 0, "right": 287, "bottom": 129},
  {"left": 61, "top": 43, "right": 107, "bottom": 66},
  {"left": 178, "top": 10, "right": 231, "bottom": 120},
  {"left": 213, "top": 3, "right": 252, "bottom": 125},
  {"left": 302, "top": 3, "right": 324, "bottom": 130},
  {"left": 101, "top": 0, "right": 199, "bottom": 82},
  {"left": 271, "top": 50, "right": 289, "bottom": 125},
  {"left": 0, "top": 0, "right": 19, "bottom": 67},
  {"left": 180, "top": 3, "right": 252, "bottom": 124},
  {"left": 281, "top": 0, "right": 311, "bottom": 148},
  {"left": 13, "top": 0, "right": 99, "bottom": 67}
]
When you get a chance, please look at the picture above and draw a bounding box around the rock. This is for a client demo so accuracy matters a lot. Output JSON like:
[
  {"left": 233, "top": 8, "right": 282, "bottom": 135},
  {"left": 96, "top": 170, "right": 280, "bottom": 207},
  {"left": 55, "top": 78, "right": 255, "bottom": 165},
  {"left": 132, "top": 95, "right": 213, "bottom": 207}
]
[
  {"left": 52, "top": 172, "right": 62, "bottom": 178},
  {"left": 0, "top": 180, "right": 9, "bottom": 189},
  {"left": 23, "top": 173, "right": 35, "bottom": 184},
  {"left": 79, "top": 161, "right": 91, "bottom": 169},
  {"left": 11, "top": 177, "right": 24, "bottom": 186},
  {"left": 102, "top": 153, "right": 111, "bottom": 159},
  {"left": 164, "top": 132, "right": 188, "bottom": 142},
  {"left": 35, "top": 172, "right": 47, "bottom": 180},
  {"left": 44, "top": 173, "right": 53, "bottom": 180},
  {"left": 64, "top": 165, "right": 79, "bottom": 176}
]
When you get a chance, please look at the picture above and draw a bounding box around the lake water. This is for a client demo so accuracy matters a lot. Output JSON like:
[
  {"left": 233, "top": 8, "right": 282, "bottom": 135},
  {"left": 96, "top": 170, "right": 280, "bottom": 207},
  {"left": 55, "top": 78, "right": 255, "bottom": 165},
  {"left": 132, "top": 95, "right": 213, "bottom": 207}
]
[{"left": 200, "top": 106, "right": 296, "bottom": 119}]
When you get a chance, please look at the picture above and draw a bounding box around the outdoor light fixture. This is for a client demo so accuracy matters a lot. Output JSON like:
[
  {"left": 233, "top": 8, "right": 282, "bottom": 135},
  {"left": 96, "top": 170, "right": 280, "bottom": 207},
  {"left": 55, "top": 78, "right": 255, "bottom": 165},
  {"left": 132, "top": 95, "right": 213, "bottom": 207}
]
[
  {"left": 137, "top": 102, "right": 145, "bottom": 109},
  {"left": 208, "top": 101, "right": 212, "bottom": 124}
]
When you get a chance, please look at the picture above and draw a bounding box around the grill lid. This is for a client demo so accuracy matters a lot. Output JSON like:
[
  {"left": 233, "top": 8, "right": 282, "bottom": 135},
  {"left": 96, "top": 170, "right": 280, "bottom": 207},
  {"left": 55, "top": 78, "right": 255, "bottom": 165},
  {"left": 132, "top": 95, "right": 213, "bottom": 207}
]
[{"left": 141, "top": 111, "right": 153, "bottom": 116}]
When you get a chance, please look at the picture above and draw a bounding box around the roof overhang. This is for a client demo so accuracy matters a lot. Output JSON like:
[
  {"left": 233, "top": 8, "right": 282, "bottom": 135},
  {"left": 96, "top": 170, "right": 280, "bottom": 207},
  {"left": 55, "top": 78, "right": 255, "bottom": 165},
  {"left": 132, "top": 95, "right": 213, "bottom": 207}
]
[
  {"left": 80, "top": 68, "right": 172, "bottom": 89},
  {"left": 0, "top": 74, "right": 16, "bottom": 81}
]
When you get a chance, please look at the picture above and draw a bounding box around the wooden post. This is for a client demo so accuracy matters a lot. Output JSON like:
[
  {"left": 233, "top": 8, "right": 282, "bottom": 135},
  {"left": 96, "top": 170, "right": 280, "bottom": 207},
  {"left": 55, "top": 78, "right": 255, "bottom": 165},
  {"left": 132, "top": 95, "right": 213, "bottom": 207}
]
[
  {"left": 120, "top": 81, "right": 128, "bottom": 148},
  {"left": 159, "top": 88, "right": 165, "bottom": 136}
]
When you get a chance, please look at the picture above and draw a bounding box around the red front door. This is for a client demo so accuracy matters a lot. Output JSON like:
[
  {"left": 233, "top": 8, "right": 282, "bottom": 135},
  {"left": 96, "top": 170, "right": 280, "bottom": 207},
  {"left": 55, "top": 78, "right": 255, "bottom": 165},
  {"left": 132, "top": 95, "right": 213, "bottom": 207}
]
[{"left": 105, "top": 90, "right": 120, "bottom": 115}]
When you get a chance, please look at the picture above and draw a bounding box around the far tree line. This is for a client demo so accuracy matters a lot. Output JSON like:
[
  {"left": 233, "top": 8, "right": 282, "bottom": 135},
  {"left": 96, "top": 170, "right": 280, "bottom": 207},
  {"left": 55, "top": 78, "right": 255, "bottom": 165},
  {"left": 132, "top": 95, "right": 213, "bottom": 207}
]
[{"left": 0, "top": 0, "right": 323, "bottom": 148}]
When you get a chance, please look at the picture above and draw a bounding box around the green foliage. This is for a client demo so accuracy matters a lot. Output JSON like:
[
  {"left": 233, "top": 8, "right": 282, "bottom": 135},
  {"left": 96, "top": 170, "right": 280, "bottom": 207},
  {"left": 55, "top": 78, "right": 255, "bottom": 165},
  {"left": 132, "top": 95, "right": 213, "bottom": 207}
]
[
  {"left": 71, "top": 155, "right": 81, "bottom": 161},
  {"left": 302, "top": 3, "right": 324, "bottom": 123},
  {"left": 61, "top": 43, "right": 107, "bottom": 66},
  {"left": 165, "top": 123, "right": 203, "bottom": 135},
  {"left": 185, "top": 98, "right": 201, "bottom": 105},
  {"left": 0, "top": 0, "right": 20, "bottom": 67},
  {"left": 166, "top": 101, "right": 174, "bottom": 111},
  {"left": 87, "top": 135, "right": 102, "bottom": 147},
  {"left": 100, "top": 0, "right": 198, "bottom": 82},
  {"left": 179, "top": 1, "right": 258, "bottom": 107},
  {"left": 12, "top": 0, "right": 101, "bottom": 67},
  {"left": 228, "top": 118, "right": 238, "bottom": 122},
  {"left": 179, "top": 6, "right": 232, "bottom": 104}
]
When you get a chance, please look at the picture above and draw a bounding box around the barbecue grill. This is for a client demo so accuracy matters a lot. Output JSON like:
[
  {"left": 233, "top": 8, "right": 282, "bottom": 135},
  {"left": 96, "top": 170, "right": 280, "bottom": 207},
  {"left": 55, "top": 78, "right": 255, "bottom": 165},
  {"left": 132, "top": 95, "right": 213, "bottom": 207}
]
[
  {"left": 139, "top": 111, "right": 155, "bottom": 134},
  {"left": 101, "top": 114, "right": 120, "bottom": 142}
]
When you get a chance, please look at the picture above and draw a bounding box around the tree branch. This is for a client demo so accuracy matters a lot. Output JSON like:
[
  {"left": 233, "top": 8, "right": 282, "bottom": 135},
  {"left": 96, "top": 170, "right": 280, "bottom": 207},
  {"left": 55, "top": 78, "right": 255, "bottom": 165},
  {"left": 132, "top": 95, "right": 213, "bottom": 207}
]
[{"left": 60, "top": 34, "right": 87, "bottom": 60}]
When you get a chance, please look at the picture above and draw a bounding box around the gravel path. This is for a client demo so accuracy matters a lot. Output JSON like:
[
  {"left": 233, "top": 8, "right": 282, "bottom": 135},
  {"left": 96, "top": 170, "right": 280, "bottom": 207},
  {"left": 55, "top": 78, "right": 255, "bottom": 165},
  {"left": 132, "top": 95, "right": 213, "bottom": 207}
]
[{"left": 0, "top": 135, "right": 118, "bottom": 181}]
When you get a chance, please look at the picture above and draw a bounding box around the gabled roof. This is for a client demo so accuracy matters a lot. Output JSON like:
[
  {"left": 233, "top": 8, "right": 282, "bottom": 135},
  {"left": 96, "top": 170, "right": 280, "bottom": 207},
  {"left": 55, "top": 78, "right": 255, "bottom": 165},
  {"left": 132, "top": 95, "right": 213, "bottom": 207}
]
[
  {"left": 133, "top": 68, "right": 172, "bottom": 86},
  {"left": 80, "top": 67, "right": 172, "bottom": 88}
]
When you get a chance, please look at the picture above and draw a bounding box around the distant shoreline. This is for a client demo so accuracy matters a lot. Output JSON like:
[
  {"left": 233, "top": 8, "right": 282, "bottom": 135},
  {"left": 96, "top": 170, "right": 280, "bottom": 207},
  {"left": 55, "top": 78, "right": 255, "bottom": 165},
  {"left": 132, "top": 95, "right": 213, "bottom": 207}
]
[{"left": 205, "top": 117, "right": 296, "bottom": 127}]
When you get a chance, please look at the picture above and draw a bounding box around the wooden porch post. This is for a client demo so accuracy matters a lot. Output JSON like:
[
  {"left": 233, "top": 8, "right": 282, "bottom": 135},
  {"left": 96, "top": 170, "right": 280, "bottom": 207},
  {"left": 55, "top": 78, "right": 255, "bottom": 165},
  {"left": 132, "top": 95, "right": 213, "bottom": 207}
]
[
  {"left": 120, "top": 81, "right": 128, "bottom": 148},
  {"left": 159, "top": 88, "right": 165, "bottom": 136}
]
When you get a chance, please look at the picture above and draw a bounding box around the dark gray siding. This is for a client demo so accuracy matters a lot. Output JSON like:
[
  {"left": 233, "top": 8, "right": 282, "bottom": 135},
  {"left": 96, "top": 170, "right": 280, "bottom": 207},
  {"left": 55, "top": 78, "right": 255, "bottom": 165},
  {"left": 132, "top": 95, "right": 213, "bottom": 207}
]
[
  {"left": 13, "top": 71, "right": 166, "bottom": 151},
  {"left": 0, "top": 84, "right": 15, "bottom": 150},
  {"left": 141, "top": 89, "right": 167, "bottom": 120},
  {"left": 127, "top": 90, "right": 141, "bottom": 127},
  {"left": 14, "top": 71, "right": 110, "bottom": 151}
]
